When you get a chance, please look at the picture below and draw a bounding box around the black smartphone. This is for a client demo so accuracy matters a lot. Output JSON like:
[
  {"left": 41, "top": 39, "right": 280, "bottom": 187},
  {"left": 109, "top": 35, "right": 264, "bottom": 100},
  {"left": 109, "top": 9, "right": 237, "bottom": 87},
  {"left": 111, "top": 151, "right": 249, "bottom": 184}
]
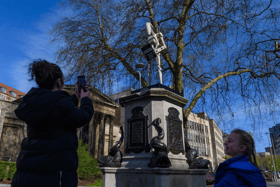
[{"left": 78, "top": 75, "right": 86, "bottom": 93}]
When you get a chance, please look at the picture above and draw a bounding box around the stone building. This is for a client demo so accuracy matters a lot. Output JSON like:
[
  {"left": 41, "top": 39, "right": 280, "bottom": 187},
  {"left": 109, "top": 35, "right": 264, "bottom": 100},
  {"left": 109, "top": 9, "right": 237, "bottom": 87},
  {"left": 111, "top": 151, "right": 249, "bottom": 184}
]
[
  {"left": 0, "top": 84, "right": 120, "bottom": 162},
  {"left": 0, "top": 99, "right": 26, "bottom": 161},
  {"left": 0, "top": 83, "right": 25, "bottom": 102},
  {"left": 276, "top": 133, "right": 280, "bottom": 155},
  {"left": 269, "top": 123, "right": 280, "bottom": 156}
]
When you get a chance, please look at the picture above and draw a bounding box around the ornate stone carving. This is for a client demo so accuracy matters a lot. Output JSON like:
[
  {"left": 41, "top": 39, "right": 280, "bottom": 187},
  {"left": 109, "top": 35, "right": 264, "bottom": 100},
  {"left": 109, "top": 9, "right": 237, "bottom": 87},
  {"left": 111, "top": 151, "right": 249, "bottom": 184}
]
[
  {"left": 148, "top": 118, "right": 171, "bottom": 168},
  {"left": 166, "top": 107, "right": 184, "bottom": 155},
  {"left": 97, "top": 126, "right": 124, "bottom": 167},
  {"left": 126, "top": 107, "right": 149, "bottom": 153}
]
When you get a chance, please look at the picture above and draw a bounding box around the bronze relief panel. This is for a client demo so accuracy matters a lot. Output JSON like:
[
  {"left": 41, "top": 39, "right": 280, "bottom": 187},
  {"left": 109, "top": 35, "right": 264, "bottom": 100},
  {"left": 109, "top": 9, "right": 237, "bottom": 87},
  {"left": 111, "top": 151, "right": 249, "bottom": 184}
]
[
  {"left": 166, "top": 107, "right": 184, "bottom": 155},
  {"left": 126, "top": 107, "right": 149, "bottom": 153}
]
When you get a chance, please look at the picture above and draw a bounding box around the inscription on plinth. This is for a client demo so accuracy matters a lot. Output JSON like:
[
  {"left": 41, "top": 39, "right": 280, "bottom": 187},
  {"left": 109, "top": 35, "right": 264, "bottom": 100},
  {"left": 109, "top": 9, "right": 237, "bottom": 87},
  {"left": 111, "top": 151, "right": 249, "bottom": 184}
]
[
  {"left": 166, "top": 107, "right": 184, "bottom": 155},
  {"left": 131, "top": 121, "right": 143, "bottom": 144},
  {"left": 126, "top": 107, "right": 149, "bottom": 153}
]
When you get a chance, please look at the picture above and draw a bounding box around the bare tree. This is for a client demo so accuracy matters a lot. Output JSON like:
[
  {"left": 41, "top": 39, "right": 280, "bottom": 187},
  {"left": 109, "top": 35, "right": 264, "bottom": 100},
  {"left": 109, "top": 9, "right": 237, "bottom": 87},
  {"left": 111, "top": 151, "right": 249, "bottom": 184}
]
[{"left": 50, "top": 0, "right": 280, "bottom": 140}]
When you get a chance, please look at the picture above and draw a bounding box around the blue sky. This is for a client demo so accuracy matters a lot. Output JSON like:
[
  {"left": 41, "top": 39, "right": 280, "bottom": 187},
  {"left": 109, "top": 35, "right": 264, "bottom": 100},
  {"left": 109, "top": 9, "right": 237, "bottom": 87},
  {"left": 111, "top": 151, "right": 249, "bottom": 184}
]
[
  {"left": 0, "top": 0, "right": 278, "bottom": 154},
  {"left": 0, "top": 0, "right": 74, "bottom": 92}
]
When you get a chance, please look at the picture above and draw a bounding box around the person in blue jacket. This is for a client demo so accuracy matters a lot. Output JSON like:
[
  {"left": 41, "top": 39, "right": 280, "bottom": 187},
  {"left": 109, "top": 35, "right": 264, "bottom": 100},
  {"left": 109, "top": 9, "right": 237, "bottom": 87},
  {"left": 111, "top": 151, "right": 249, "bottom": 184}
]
[
  {"left": 214, "top": 128, "right": 266, "bottom": 187},
  {"left": 11, "top": 59, "right": 94, "bottom": 187}
]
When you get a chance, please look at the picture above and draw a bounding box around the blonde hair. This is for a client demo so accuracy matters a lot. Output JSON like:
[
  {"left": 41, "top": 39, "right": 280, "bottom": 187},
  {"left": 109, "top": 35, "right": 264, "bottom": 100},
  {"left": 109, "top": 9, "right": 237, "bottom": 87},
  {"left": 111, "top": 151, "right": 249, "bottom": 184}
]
[{"left": 231, "top": 128, "right": 260, "bottom": 170}]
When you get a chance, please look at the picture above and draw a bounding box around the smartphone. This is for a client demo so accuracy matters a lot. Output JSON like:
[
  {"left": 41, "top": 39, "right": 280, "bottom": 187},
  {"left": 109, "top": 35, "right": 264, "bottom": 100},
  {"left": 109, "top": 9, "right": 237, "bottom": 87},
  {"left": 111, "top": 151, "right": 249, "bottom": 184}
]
[{"left": 78, "top": 75, "right": 86, "bottom": 93}]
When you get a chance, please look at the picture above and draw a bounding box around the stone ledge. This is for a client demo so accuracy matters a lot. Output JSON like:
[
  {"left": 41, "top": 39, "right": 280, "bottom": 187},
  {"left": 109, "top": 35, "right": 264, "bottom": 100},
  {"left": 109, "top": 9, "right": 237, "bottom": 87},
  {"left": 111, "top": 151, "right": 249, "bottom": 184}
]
[
  {"left": 101, "top": 167, "right": 208, "bottom": 175},
  {"left": 119, "top": 88, "right": 188, "bottom": 108},
  {"left": 101, "top": 167, "right": 208, "bottom": 187}
]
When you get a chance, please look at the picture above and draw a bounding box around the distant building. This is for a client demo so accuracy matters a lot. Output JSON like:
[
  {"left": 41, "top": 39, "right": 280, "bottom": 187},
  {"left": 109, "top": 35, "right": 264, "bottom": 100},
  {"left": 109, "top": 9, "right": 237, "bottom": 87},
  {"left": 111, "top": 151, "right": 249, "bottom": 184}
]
[
  {"left": 269, "top": 124, "right": 280, "bottom": 155},
  {"left": 257, "top": 151, "right": 271, "bottom": 158},
  {"left": 265, "top": 147, "right": 272, "bottom": 153},
  {"left": 276, "top": 133, "right": 280, "bottom": 155},
  {"left": 0, "top": 83, "right": 26, "bottom": 102}
]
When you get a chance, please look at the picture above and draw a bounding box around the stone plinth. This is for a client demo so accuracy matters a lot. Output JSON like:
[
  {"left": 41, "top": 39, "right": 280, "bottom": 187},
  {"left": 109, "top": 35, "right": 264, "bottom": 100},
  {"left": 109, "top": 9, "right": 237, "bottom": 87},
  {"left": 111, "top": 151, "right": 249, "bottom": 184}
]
[
  {"left": 100, "top": 84, "right": 207, "bottom": 187},
  {"left": 101, "top": 167, "right": 208, "bottom": 187}
]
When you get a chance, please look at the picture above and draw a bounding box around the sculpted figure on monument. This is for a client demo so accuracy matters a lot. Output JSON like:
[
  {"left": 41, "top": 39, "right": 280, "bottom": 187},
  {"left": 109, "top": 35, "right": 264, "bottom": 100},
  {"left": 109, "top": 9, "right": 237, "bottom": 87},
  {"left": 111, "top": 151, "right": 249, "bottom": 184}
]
[
  {"left": 148, "top": 118, "right": 171, "bottom": 168},
  {"left": 185, "top": 139, "right": 210, "bottom": 169},
  {"left": 97, "top": 126, "right": 124, "bottom": 167}
]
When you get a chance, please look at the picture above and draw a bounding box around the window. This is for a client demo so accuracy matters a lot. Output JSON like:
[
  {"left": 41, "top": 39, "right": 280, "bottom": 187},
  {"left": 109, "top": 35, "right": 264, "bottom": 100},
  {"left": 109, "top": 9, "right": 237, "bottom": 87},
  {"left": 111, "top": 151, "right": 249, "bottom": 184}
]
[
  {"left": 18, "top": 95, "right": 23, "bottom": 98},
  {"left": 9, "top": 91, "right": 16, "bottom": 97},
  {"left": 0, "top": 87, "right": 7, "bottom": 94},
  {"left": 114, "top": 99, "right": 119, "bottom": 103}
]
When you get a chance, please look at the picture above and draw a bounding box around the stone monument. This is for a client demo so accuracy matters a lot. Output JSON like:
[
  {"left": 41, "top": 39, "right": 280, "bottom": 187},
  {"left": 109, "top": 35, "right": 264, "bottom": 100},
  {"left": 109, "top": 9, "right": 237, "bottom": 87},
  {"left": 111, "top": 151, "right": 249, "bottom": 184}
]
[{"left": 100, "top": 83, "right": 208, "bottom": 187}]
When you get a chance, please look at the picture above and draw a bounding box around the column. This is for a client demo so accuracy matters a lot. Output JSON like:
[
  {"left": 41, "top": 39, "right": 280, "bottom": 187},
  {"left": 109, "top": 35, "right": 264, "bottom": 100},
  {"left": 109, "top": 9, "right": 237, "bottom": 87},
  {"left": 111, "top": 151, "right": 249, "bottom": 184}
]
[
  {"left": 97, "top": 113, "right": 106, "bottom": 158},
  {"left": 88, "top": 114, "right": 95, "bottom": 157},
  {"left": 94, "top": 113, "right": 100, "bottom": 158},
  {"left": 108, "top": 115, "right": 115, "bottom": 153}
]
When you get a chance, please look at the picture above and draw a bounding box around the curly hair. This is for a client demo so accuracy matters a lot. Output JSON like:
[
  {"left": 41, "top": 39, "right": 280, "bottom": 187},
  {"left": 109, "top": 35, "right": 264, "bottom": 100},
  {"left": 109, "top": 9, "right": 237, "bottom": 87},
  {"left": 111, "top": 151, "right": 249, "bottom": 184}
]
[
  {"left": 28, "top": 59, "right": 64, "bottom": 90},
  {"left": 231, "top": 128, "right": 260, "bottom": 170}
]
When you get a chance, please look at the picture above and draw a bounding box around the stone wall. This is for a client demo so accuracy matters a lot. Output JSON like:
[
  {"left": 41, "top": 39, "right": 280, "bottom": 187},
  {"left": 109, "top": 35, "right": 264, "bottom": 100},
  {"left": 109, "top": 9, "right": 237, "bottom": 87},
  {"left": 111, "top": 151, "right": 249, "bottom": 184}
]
[{"left": 0, "top": 99, "right": 27, "bottom": 162}]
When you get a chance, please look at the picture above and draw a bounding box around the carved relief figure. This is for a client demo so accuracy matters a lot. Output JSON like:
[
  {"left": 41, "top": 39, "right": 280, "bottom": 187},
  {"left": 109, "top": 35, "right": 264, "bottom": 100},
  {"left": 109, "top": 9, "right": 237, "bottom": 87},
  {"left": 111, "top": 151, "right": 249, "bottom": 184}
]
[
  {"left": 148, "top": 118, "right": 171, "bottom": 168},
  {"left": 97, "top": 126, "right": 124, "bottom": 167}
]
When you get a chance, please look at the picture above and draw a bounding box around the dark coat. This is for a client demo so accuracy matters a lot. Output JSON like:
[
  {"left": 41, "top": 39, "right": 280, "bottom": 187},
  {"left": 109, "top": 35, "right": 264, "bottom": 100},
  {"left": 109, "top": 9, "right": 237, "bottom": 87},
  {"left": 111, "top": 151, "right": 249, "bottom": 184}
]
[
  {"left": 11, "top": 87, "right": 94, "bottom": 187},
  {"left": 214, "top": 155, "right": 266, "bottom": 187}
]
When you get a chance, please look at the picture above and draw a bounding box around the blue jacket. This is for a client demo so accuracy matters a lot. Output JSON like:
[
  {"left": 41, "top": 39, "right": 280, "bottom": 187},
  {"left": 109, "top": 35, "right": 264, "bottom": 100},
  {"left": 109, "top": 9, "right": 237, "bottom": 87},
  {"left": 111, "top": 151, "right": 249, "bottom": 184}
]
[
  {"left": 11, "top": 87, "right": 94, "bottom": 187},
  {"left": 214, "top": 155, "right": 266, "bottom": 187}
]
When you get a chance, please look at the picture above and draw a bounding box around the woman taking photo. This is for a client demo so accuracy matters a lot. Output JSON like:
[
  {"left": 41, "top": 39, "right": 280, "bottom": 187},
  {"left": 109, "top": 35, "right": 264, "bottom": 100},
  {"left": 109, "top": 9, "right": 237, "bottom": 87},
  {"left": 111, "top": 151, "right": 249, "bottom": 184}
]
[
  {"left": 214, "top": 128, "right": 266, "bottom": 187},
  {"left": 11, "top": 60, "right": 94, "bottom": 187}
]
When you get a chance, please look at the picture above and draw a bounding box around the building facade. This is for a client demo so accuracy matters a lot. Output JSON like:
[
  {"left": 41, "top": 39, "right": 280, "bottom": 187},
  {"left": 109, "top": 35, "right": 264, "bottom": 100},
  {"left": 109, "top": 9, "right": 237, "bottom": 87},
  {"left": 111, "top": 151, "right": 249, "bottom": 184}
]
[
  {"left": 0, "top": 83, "right": 25, "bottom": 102},
  {"left": 269, "top": 124, "right": 280, "bottom": 156},
  {"left": 0, "top": 84, "right": 120, "bottom": 162},
  {"left": 276, "top": 133, "right": 280, "bottom": 155}
]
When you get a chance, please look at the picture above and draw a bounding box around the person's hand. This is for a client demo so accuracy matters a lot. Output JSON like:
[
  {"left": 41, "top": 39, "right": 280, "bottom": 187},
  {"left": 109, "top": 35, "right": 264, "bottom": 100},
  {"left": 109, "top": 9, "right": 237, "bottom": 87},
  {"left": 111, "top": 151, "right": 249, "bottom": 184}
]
[
  {"left": 75, "top": 81, "right": 81, "bottom": 100},
  {"left": 81, "top": 81, "right": 90, "bottom": 98}
]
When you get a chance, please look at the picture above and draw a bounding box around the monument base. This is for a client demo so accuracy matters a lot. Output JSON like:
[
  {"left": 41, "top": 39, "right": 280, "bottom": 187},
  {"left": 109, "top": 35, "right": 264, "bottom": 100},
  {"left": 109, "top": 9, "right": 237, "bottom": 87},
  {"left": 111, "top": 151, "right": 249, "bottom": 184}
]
[{"left": 100, "top": 167, "right": 208, "bottom": 187}]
